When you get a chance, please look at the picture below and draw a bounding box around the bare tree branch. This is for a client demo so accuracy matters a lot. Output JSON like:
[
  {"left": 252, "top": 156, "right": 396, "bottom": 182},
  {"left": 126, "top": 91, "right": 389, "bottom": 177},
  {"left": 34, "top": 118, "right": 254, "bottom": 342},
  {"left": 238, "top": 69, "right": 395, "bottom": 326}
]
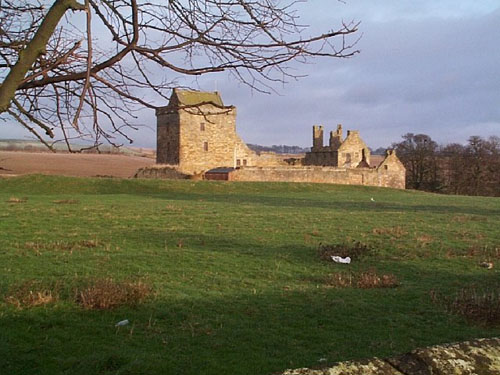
[
  {"left": 1, "top": 0, "right": 360, "bottom": 150},
  {"left": 0, "top": 0, "right": 85, "bottom": 112}
]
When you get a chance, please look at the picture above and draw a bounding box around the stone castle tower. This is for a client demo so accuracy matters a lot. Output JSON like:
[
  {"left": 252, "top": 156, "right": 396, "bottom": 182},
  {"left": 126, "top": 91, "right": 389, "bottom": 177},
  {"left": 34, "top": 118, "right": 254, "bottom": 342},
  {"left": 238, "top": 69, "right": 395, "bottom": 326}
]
[
  {"left": 305, "top": 124, "right": 371, "bottom": 168},
  {"left": 156, "top": 89, "right": 255, "bottom": 174}
]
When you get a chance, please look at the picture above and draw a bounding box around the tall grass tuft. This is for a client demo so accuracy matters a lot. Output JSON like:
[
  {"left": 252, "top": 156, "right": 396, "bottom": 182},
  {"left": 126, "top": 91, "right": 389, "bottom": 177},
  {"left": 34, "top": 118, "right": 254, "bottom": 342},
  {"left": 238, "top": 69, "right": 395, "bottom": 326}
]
[
  {"left": 431, "top": 287, "right": 500, "bottom": 325},
  {"left": 324, "top": 269, "right": 399, "bottom": 289},
  {"left": 75, "top": 279, "right": 152, "bottom": 310},
  {"left": 5, "top": 280, "right": 60, "bottom": 309}
]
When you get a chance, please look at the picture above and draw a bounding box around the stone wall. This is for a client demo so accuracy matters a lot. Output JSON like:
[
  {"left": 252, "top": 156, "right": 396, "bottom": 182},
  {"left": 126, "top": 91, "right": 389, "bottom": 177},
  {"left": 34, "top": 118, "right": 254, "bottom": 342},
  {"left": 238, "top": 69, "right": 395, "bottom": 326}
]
[
  {"left": 134, "top": 165, "right": 189, "bottom": 179},
  {"left": 304, "top": 150, "right": 339, "bottom": 167},
  {"left": 281, "top": 337, "right": 500, "bottom": 375},
  {"left": 230, "top": 162, "right": 405, "bottom": 189}
]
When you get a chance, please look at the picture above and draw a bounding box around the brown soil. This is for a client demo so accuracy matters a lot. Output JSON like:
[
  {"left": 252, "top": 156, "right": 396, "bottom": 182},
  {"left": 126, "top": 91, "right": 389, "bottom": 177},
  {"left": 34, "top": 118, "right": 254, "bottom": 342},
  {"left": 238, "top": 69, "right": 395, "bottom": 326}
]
[{"left": 0, "top": 151, "right": 155, "bottom": 178}]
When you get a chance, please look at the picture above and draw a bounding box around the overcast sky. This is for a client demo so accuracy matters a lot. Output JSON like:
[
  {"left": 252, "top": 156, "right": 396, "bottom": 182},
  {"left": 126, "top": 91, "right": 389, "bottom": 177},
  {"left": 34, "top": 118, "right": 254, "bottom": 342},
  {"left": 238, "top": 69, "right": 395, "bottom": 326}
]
[
  {"left": 228, "top": 0, "right": 500, "bottom": 149},
  {"left": 2, "top": 0, "right": 500, "bottom": 149}
]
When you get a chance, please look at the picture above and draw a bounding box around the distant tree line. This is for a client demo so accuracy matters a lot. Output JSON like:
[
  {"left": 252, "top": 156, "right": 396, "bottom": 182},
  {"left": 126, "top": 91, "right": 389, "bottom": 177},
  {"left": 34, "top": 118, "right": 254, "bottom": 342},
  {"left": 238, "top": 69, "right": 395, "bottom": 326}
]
[
  {"left": 391, "top": 134, "right": 500, "bottom": 197},
  {"left": 370, "top": 147, "right": 388, "bottom": 155}
]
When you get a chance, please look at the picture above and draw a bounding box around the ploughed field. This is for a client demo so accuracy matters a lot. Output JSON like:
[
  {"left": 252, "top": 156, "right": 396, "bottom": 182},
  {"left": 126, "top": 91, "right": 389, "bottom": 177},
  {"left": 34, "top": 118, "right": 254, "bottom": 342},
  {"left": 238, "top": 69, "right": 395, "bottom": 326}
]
[
  {"left": 0, "top": 175, "right": 499, "bottom": 375},
  {"left": 0, "top": 150, "right": 154, "bottom": 178}
]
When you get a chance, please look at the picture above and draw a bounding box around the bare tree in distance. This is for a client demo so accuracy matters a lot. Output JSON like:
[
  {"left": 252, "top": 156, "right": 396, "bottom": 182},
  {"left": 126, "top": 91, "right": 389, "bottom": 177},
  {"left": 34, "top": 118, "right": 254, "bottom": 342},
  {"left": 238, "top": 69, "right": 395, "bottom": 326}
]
[
  {"left": 393, "top": 134, "right": 499, "bottom": 196},
  {"left": 445, "top": 136, "right": 500, "bottom": 196},
  {"left": 392, "top": 133, "right": 441, "bottom": 191},
  {"left": 0, "top": 0, "right": 360, "bottom": 151}
]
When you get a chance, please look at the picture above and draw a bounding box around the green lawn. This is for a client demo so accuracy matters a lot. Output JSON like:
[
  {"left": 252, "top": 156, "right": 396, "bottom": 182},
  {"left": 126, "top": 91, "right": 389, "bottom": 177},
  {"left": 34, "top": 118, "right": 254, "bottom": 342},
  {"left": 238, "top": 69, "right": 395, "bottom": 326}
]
[{"left": 0, "top": 175, "right": 498, "bottom": 375}]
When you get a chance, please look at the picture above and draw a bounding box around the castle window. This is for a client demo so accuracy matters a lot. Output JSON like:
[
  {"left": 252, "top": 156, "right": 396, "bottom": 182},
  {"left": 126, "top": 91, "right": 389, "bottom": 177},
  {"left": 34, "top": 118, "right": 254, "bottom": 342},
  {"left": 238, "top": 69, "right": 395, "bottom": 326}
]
[
  {"left": 200, "top": 122, "right": 205, "bottom": 131},
  {"left": 243, "top": 159, "right": 247, "bottom": 166},
  {"left": 204, "top": 142, "right": 209, "bottom": 152},
  {"left": 384, "top": 165, "right": 389, "bottom": 170},
  {"left": 236, "top": 159, "right": 241, "bottom": 166}
]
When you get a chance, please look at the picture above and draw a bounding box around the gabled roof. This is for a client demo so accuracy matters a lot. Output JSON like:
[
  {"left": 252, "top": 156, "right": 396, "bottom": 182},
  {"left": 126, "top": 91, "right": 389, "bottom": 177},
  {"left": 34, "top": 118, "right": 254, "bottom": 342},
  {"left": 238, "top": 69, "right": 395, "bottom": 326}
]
[{"left": 172, "top": 89, "right": 224, "bottom": 107}]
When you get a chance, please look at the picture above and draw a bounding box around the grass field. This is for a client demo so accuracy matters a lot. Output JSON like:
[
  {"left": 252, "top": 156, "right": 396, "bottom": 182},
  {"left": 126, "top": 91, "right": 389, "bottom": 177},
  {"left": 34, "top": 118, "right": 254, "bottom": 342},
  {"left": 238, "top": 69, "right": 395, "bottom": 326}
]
[{"left": 0, "top": 175, "right": 499, "bottom": 375}]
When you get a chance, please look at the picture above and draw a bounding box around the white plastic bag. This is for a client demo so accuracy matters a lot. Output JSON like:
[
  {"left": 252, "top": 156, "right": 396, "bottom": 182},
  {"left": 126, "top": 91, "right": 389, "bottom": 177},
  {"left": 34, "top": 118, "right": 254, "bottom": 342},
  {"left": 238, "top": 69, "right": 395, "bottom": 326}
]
[{"left": 331, "top": 256, "right": 351, "bottom": 264}]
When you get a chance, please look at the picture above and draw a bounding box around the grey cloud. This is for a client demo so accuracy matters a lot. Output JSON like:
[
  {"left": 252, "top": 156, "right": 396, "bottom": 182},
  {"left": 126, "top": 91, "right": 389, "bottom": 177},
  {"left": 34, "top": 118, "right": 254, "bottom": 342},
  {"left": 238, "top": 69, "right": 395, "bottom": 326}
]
[
  {"left": 228, "top": 3, "right": 500, "bottom": 148},
  {"left": 3, "top": 2, "right": 499, "bottom": 150}
]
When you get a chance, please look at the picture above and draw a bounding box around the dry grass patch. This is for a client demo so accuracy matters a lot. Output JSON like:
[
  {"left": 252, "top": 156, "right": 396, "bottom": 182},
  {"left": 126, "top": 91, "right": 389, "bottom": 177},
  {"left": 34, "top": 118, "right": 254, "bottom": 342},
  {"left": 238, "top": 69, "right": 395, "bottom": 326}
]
[
  {"left": 22, "top": 239, "right": 106, "bottom": 254},
  {"left": 318, "top": 241, "right": 375, "bottom": 261},
  {"left": 52, "top": 199, "right": 79, "bottom": 204},
  {"left": 471, "top": 244, "right": 500, "bottom": 259},
  {"left": 431, "top": 287, "right": 500, "bottom": 325},
  {"left": 5, "top": 280, "right": 60, "bottom": 309},
  {"left": 324, "top": 269, "right": 399, "bottom": 289},
  {"left": 75, "top": 279, "right": 152, "bottom": 310},
  {"left": 416, "top": 234, "right": 433, "bottom": 246},
  {"left": 164, "top": 204, "right": 183, "bottom": 212},
  {"left": 451, "top": 214, "right": 487, "bottom": 223},
  {"left": 6, "top": 196, "right": 27, "bottom": 203},
  {"left": 445, "top": 245, "right": 500, "bottom": 260},
  {"left": 372, "top": 226, "right": 407, "bottom": 238},
  {"left": 323, "top": 272, "right": 355, "bottom": 288},
  {"left": 357, "top": 270, "right": 399, "bottom": 289}
]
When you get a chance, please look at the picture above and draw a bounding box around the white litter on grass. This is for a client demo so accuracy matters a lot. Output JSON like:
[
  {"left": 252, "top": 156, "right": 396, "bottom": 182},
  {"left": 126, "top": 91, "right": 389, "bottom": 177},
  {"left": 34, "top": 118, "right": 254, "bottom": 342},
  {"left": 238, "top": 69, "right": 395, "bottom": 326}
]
[
  {"left": 331, "top": 256, "right": 351, "bottom": 264},
  {"left": 115, "top": 319, "right": 130, "bottom": 327},
  {"left": 370, "top": 197, "right": 375, "bottom": 202}
]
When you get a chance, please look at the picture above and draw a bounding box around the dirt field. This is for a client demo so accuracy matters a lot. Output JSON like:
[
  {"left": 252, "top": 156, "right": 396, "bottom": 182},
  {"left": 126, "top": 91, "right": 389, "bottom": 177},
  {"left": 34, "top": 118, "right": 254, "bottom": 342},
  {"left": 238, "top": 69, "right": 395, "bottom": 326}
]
[{"left": 0, "top": 151, "right": 155, "bottom": 178}]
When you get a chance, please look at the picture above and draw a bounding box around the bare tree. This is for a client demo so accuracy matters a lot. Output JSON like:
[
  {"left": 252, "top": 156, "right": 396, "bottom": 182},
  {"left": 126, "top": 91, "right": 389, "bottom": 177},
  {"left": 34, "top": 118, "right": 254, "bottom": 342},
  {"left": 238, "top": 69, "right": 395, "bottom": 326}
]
[
  {"left": 0, "top": 0, "right": 359, "bottom": 151},
  {"left": 440, "top": 142, "right": 466, "bottom": 194},
  {"left": 448, "top": 136, "right": 500, "bottom": 196},
  {"left": 392, "top": 133, "right": 441, "bottom": 191}
]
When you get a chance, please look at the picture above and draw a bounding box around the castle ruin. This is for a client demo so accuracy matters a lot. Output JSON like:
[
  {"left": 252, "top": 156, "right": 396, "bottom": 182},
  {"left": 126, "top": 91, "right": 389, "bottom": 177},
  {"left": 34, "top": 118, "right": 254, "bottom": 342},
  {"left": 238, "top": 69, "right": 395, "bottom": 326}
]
[
  {"left": 151, "top": 89, "right": 405, "bottom": 189},
  {"left": 305, "top": 124, "right": 371, "bottom": 168}
]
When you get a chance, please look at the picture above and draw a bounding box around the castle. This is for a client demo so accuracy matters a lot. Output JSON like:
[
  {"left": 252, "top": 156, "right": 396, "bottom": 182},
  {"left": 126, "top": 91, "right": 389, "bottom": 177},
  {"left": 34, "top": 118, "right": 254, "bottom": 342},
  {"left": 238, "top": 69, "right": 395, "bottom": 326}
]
[
  {"left": 305, "top": 125, "right": 371, "bottom": 168},
  {"left": 151, "top": 89, "right": 405, "bottom": 189}
]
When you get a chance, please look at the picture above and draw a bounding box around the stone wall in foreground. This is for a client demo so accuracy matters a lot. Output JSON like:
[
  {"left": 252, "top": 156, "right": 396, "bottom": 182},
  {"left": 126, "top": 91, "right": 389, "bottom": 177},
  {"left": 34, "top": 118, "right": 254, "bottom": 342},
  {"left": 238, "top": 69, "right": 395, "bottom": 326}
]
[{"left": 282, "top": 337, "right": 500, "bottom": 375}]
